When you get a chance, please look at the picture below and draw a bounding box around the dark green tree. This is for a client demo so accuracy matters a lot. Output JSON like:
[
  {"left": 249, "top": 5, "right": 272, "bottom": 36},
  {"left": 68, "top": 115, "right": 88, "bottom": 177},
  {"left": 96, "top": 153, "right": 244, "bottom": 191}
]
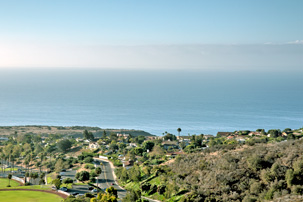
[
  {"left": 52, "top": 178, "right": 61, "bottom": 189},
  {"left": 57, "top": 139, "right": 72, "bottom": 153},
  {"left": 7, "top": 173, "right": 12, "bottom": 186},
  {"left": 95, "top": 167, "right": 102, "bottom": 188},
  {"left": 177, "top": 128, "right": 182, "bottom": 139},
  {"left": 75, "top": 171, "right": 90, "bottom": 182},
  {"left": 142, "top": 141, "right": 155, "bottom": 152},
  {"left": 102, "top": 130, "right": 107, "bottom": 139}
]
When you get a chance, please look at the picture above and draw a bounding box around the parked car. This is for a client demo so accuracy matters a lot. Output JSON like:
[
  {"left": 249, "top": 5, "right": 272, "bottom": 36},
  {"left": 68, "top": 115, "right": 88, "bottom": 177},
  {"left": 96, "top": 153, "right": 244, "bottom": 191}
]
[
  {"left": 52, "top": 186, "right": 57, "bottom": 191},
  {"left": 111, "top": 183, "right": 115, "bottom": 185},
  {"left": 88, "top": 186, "right": 94, "bottom": 190},
  {"left": 59, "top": 187, "right": 68, "bottom": 192},
  {"left": 71, "top": 192, "right": 79, "bottom": 196},
  {"left": 91, "top": 189, "right": 98, "bottom": 193}
]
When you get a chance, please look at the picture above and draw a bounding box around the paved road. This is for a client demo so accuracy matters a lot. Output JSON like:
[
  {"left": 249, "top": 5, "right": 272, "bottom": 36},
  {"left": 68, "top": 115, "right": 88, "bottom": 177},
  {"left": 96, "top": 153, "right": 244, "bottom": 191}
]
[
  {"left": 93, "top": 158, "right": 161, "bottom": 202},
  {"left": 94, "top": 158, "right": 127, "bottom": 199}
]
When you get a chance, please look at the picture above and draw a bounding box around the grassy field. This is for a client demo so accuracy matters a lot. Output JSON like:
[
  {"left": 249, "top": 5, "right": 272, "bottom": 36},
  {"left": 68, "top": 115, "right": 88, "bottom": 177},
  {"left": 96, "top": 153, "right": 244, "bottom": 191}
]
[
  {"left": 0, "top": 178, "right": 20, "bottom": 188},
  {"left": 3, "top": 168, "right": 18, "bottom": 171},
  {"left": 0, "top": 191, "right": 63, "bottom": 202},
  {"left": 5, "top": 185, "right": 53, "bottom": 190}
]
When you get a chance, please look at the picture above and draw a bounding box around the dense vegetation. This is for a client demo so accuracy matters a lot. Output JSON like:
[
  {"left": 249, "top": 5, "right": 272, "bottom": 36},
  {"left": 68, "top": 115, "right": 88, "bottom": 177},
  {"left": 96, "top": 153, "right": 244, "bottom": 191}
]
[
  {"left": 0, "top": 126, "right": 302, "bottom": 202},
  {"left": 170, "top": 139, "right": 303, "bottom": 201}
]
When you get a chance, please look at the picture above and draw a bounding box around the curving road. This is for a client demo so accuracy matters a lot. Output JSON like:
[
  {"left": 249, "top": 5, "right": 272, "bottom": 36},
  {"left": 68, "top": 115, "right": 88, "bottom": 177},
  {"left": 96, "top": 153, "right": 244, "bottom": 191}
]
[
  {"left": 93, "top": 158, "right": 127, "bottom": 199},
  {"left": 93, "top": 158, "right": 161, "bottom": 202}
]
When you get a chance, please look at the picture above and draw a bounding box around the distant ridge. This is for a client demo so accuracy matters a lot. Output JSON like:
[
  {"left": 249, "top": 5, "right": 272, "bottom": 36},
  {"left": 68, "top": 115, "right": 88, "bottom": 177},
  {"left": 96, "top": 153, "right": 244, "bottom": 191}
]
[{"left": 0, "top": 125, "right": 155, "bottom": 137}]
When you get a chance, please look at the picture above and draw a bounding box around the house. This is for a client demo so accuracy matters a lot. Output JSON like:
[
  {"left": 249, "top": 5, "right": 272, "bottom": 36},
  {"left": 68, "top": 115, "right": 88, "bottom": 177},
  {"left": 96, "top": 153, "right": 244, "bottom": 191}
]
[
  {"left": 227, "top": 135, "right": 235, "bottom": 140},
  {"left": 204, "top": 135, "right": 214, "bottom": 139},
  {"left": 129, "top": 143, "right": 137, "bottom": 147},
  {"left": 165, "top": 151, "right": 184, "bottom": 157},
  {"left": 162, "top": 141, "right": 179, "bottom": 150},
  {"left": 0, "top": 137, "right": 8, "bottom": 141},
  {"left": 122, "top": 160, "right": 134, "bottom": 169},
  {"left": 217, "top": 132, "right": 234, "bottom": 137},
  {"left": 89, "top": 143, "right": 99, "bottom": 150},
  {"left": 176, "top": 136, "right": 190, "bottom": 140},
  {"left": 236, "top": 136, "right": 246, "bottom": 142},
  {"left": 248, "top": 132, "right": 262, "bottom": 136},
  {"left": 117, "top": 133, "right": 130, "bottom": 139},
  {"left": 76, "top": 138, "right": 84, "bottom": 142},
  {"left": 146, "top": 136, "right": 161, "bottom": 140},
  {"left": 179, "top": 138, "right": 191, "bottom": 146}
]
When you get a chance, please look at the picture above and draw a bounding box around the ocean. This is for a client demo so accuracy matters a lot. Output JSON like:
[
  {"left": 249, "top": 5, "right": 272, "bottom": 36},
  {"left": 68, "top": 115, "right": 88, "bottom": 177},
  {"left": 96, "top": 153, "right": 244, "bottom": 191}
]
[{"left": 0, "top": 68, "right": 302, "bottom": 136}]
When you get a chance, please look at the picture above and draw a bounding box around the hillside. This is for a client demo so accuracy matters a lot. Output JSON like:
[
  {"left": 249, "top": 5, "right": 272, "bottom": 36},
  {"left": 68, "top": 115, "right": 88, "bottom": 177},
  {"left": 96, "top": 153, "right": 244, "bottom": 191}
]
[
  {"left": 167, "top": 138, "right": 303, "bottom": 201},
  {"left": 0, "top": 125, "right": 154, "bottom": 137},
  {"left": 117, "top": 138, "right": 303, "bottom": 202}
]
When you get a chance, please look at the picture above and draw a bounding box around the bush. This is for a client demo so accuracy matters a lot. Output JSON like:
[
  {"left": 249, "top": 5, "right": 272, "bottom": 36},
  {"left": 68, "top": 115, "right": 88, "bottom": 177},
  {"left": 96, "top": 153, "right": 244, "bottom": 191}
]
[
  {"left": 291, "top": 185, "right": 303, "bottom": 195},
  {"left": 84, "top": 157, "right": 93, "bottom": 163},
  {"left": 85, "top": 164, "right": 95, "bottom": 169},
  {"left": 242, "top": 195, "right": 257, "bottom": 202},
  {"left": 84, "top": 193, "right": 95, "bottom": 198}
]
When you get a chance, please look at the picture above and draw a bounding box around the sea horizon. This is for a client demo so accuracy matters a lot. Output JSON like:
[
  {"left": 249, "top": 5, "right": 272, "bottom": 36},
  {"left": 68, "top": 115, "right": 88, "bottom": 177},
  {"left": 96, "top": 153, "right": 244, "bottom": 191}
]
[{"left": 0, "top": 68, "right": 302, "bottom": 136}]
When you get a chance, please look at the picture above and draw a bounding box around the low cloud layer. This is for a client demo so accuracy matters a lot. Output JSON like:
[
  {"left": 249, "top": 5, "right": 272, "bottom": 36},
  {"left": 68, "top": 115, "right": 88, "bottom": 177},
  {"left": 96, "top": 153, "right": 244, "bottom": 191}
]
[{"left": 0, "top": 42, "right": 302, "bottom": 71}]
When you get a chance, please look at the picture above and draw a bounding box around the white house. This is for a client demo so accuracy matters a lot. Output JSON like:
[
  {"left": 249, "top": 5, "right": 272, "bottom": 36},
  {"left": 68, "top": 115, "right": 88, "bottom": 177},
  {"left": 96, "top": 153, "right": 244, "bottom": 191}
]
[{"left": 89, "top": 143, "right": 99, "bottom": 150}]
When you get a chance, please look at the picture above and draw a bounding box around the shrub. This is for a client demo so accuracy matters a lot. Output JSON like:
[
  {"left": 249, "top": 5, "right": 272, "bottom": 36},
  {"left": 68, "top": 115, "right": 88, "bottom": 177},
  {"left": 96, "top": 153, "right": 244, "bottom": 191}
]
[
  {"left": 242, "top": 195, "right": 257, "bottom": 202},
  {"left": 84, "top": 157, "right": 93, "bottom": 163},
  {"left": 84, "top": 164, "right": 95, "bottom": 169},
  {"left": 291, "top": 185, "right": 303, "bottom": 195}
]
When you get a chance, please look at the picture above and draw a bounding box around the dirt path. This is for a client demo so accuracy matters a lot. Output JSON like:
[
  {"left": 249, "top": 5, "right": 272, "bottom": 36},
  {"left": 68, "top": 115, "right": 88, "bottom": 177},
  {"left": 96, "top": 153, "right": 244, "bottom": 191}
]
[{"left": 0, "top": 189, "right": 68, "bottom": 199}]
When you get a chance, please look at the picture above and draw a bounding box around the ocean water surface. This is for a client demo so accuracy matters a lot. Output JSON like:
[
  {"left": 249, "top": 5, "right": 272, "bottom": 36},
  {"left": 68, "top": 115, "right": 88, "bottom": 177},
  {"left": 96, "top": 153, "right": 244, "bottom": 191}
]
[{"left": 0, "top": 68, "right": 302, "bottom": 136}]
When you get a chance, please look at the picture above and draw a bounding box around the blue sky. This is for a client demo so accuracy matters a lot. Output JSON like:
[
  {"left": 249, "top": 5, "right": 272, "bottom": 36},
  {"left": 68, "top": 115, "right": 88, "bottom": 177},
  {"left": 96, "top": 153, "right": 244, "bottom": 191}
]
[{"left": 0, "top": 0, "right": 302, "bottom": 69}]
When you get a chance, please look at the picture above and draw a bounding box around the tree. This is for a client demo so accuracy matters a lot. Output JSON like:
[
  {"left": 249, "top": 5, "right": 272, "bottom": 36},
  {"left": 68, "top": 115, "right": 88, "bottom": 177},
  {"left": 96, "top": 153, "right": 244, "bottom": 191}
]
[
  {"left": 177, "top": 128, "right": 182, "bottom": 139},
  {"left": 25, "top": 172, "right": 29, "bottom": 184},
  {"left": 63, "top": 178, "right": 73, "bottom": 188},
  {"left": 122, "top": 189, "right": 141, "bottom": 202},
  {"left": 31, "top": 172, "right": 39, "bottom": 184},
  {"left": 57, "top": 139, "right": 72, "bottom": 153},
  {"left": 55, "top": 158, "right": 65, "bottom": 173},
  {"left": 163, "top": 133, "right": 176, "bottom": 141},
  {"left": 110, "top": 133, "right": 118, "bottom": 141},
  {"left": 142, "top": 141, "right": 155, "bottom": 152},
  {"left": 39, "top": 172, "right": 46, "bottom": 185},
  {"left": 95, "top": 167, "right": 102, "bottom": 188},
  {"left": 102, "top": 130, "right": 107, "bottom": 139},
  {"left": 129, "top": 165, "right": 141, "bottom": 182},
  {"left": 134, "top": 136, "right": 145, "bottom": 144},
  {"left": 83, "top": 130, "right": 95, "bottom": 141},
  {"left": 109, "top": 142, "right": 119, "bottom": 151},
  {"left": 7, "top": 173, "right": 12, "bottom": 186},
  {"left": 106, "top": 186, "right": 118, "bottom": 198},
  {"left": 75, "top": 171, "right": 90, "bottom": 182},
  {"left": 52, "top": 178, "right": 61, "bottom": 189}
]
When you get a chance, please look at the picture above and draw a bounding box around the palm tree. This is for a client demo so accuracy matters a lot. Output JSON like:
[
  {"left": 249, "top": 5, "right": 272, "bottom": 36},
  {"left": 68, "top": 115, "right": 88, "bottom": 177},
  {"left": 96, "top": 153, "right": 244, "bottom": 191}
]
[
  {"left": 177, "top": 128, "right": 182, "bottom": 139},
  {"left": 7, "top": 173, "right": 12, "bottom": 186}
]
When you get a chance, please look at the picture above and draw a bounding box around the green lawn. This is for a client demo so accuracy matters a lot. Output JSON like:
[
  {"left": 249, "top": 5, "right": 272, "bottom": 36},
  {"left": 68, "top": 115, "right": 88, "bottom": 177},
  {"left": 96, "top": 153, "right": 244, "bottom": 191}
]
[
  {"left": 0, "top": 178, "right": 20, "bottom": 188},
  {"left": 3, "top": 168, "right": 18, "bottom": 171},
  {"left": 0, "top": 191, "right": 63, "bottom": 202},
  {"left": 5, "top": 185, "right": 52, "bottom": 190}
]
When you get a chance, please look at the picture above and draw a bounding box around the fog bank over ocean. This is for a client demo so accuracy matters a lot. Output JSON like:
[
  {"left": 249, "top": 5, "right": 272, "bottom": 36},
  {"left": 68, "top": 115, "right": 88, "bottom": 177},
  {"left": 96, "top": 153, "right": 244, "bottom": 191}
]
[{"left": 0, "top": 68, "right": 302, "bottom": 135}]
